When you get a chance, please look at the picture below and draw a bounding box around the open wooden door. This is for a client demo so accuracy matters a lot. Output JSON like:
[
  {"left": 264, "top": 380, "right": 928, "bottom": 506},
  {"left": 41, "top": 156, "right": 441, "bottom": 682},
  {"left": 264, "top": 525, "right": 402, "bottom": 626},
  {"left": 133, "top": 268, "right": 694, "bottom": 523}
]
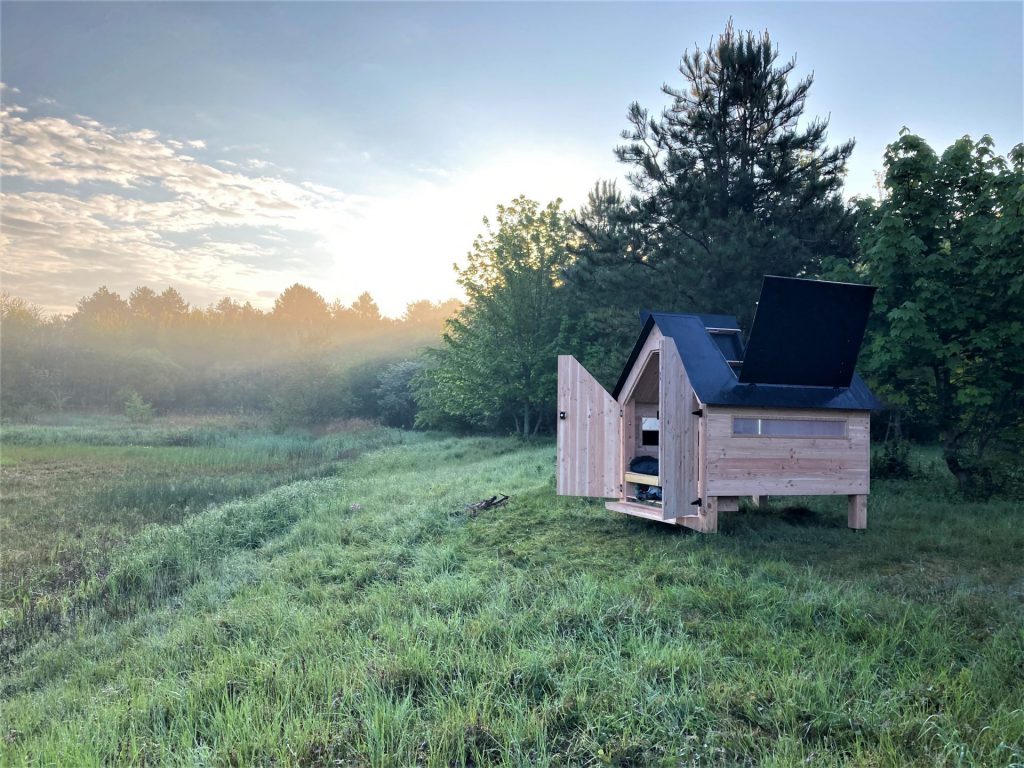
[
  {"left": 659, "top": 338, "right": 699, "bottom": 520},
  {"left": 557, "top": 355, "right": 621, "bottom": 498}
]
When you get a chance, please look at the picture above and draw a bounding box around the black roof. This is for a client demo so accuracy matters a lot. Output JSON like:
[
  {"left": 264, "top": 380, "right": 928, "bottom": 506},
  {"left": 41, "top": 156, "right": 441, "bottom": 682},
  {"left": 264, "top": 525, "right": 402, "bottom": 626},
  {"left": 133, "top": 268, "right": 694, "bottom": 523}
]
[{"left": 610, "top": 284, "right": 880, "bottom": 411}]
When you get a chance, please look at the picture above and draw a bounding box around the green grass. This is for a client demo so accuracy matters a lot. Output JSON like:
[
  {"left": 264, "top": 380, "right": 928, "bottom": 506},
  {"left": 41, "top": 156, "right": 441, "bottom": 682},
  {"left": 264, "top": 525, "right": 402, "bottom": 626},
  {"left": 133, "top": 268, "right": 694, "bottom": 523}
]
[
  {"left": 1, "top": 419, "right": 1022, "bottom": 766},
  {"left": 0, "top": 415, "right": 402, "bottom": 661}
]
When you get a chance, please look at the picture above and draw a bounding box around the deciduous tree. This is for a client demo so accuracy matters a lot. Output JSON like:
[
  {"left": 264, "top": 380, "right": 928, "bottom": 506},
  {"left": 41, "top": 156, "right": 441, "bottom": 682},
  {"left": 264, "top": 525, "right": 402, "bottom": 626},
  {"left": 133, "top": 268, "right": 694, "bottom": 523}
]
[
  {"left": 417, "top": 197, "right": 572, "bottom": 437},
  {"left": 856, "top": 132, "right": 1024, "bottom": 488}
]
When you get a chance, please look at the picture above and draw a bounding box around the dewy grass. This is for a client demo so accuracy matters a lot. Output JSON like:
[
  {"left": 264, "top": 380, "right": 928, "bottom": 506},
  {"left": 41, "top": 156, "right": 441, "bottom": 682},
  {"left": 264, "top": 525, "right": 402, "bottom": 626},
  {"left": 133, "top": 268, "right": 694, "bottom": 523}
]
[
  {"left": 0, "top": 417, "right": 403, "bottom": 660},
  {"left": 1, "top": 423, "right": 1022, "bottom": 766}
]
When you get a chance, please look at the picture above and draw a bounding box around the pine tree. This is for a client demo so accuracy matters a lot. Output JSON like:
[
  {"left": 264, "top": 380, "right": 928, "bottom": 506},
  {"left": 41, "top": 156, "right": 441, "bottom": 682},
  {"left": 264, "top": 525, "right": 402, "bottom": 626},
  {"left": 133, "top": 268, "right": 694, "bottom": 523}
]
[{"left": 587, "top": 21, "right": 856, "bottom": 327}]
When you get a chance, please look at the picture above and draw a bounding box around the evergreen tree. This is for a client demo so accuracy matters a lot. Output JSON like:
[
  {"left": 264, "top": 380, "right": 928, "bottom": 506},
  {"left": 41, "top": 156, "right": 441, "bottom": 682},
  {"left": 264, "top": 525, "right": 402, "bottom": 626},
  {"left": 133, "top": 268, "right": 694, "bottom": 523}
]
[{"left": 581, "top": 21, "right": 856, "bottom": 328}]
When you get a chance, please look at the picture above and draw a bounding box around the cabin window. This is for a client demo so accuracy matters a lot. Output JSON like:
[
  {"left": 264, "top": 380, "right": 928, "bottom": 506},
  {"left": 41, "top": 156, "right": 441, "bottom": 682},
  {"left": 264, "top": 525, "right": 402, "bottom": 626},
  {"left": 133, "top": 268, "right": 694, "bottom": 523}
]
[
  {"left": 640, "top": 417, "right": 660, "bottom": 447},
  {"left": 732, "top": 417, "right": 847, "bottom": 438}
]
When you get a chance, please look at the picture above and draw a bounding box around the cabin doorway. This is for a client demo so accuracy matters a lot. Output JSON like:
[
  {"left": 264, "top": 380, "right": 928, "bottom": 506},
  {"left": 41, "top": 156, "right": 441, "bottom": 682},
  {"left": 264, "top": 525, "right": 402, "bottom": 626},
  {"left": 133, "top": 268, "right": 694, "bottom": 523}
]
[{"left": 623, "top": 351, "right": 662, "bottom": 509}]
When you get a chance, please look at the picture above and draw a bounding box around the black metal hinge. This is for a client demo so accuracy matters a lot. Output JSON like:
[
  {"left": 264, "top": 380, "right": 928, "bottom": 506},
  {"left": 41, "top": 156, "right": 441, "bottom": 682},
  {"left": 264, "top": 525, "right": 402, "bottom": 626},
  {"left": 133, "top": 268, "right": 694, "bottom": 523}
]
[
  {"left": 691, "top": 498, "right": 703, "bottom": 507},
  {"left": 692, "top": 408, "right": 703, "bottom": 417}
]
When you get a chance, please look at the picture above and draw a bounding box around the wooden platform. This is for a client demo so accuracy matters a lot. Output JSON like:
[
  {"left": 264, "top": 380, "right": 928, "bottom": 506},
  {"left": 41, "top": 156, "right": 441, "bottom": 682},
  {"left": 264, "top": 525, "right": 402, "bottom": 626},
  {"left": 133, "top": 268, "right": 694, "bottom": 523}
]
[{"left": 606, "top": 500, "right": 702, "bottom": 528}]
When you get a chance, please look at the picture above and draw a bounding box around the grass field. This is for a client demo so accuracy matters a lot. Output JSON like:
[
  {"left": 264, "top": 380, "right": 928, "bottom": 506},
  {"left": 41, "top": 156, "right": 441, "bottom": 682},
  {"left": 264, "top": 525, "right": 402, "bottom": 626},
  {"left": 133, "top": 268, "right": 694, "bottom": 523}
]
[{"left": 1, "top": 416, "right": 1022, "bottom": 766}]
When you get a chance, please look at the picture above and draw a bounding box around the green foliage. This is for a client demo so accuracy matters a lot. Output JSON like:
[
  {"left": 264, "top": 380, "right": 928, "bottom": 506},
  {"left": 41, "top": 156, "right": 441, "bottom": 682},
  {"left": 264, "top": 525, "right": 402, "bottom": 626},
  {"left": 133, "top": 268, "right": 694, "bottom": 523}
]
[
  {"left": 2, "top": 424, "right": 1023, "bottom": 765},
  {"left": 119, "top": 388, "right": 154, "bottom": 424},
  {"left": 854, "top": 133, "right": 1024, "bottom": 487},
  {"left": 375, "top": 360, "right": 423, "bottom": 429},
  {"left": 571, "top": 21, "right": 855, "bottom": 335},
  {"left": 871, "top": 438, "right": 912, "bottom": 480},
  {"left": 418, "top": 197, "right": 573, "bottom": 437},
  {"left": 267, "top": 361, "right": 351, "bottom": 431}
]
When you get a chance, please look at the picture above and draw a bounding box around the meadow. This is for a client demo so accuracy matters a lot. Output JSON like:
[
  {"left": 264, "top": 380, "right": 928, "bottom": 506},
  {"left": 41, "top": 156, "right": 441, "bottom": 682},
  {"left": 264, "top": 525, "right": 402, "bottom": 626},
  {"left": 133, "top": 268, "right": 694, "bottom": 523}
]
[{"left": 0, "top": 416, "right": 1022, "bottom": 766}]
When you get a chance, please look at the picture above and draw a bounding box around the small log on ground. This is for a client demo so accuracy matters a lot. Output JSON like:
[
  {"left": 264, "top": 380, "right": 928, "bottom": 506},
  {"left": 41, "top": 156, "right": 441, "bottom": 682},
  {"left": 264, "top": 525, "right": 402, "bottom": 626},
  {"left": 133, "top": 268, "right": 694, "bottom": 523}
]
[{"left": 465, "top": 494, "right": 511, "bottom": 516}]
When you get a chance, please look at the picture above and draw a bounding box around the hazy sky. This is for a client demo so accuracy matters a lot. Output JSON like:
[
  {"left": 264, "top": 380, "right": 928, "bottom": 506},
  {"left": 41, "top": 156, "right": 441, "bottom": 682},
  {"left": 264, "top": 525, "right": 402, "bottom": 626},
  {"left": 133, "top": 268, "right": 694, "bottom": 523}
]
[{"left": 2, "top": 2, "right": 1021, "bottom": 316}]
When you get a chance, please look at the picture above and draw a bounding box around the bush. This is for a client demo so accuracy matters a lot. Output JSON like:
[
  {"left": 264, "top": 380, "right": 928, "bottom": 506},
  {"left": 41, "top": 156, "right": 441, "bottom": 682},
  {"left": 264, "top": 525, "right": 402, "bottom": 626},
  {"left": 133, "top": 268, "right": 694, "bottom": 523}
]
[
  {"left": 871, "top": 439, "right": 912, "bottom": 479},
  {"left": 955, "top": 452, "right": 1024, "bottom": 500},
  {"left": 119, "top": 388, "right": 154, "bottom": 424},
  {"left": 267, "top": 361, "right": 351, "bottom": 431}
]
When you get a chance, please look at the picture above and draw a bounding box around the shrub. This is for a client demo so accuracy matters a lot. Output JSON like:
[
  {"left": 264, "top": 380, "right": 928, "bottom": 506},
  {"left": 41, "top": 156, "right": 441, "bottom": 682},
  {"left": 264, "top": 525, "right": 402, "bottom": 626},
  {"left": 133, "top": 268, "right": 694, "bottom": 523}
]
[
  {"left": 871, "top": 439, "right": 912, "bottom": 479},
  {"left": 955, "top": 452, "right": 1024, "bottom": 500},
  {"left": 119, "top": 388, "right": 154, "bottom": 424}
]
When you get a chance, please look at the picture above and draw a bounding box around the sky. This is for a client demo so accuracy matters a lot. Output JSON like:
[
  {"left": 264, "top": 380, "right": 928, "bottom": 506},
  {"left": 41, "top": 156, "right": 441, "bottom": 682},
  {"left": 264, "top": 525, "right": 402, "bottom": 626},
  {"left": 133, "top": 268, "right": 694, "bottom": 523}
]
[{"left": 1, "top": 2, "right": 1021, "bottom": 317}]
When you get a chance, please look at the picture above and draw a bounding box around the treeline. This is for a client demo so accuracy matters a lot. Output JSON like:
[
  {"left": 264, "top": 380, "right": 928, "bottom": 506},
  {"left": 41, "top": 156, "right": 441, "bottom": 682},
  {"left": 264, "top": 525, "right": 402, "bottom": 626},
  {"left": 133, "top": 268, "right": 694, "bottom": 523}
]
[
  {"left": 416, "top": 23, "right": 1024, "bottom": 491},
  {"left": 1, "top": 284, "right": 458, "bottom": 429}
]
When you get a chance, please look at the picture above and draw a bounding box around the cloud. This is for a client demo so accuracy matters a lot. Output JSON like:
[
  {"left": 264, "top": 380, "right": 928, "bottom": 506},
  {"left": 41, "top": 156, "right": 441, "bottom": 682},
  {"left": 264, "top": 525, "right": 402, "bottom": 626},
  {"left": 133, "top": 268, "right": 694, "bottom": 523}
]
[
  {"left": 1, "top": 93, "right": 618, "bottom": 317},
  {"left": 0, "top": 98, "right": 374, "bottom": 313},
  {"left": 186, "top": 139, "right": 206, "bottom": 149}
]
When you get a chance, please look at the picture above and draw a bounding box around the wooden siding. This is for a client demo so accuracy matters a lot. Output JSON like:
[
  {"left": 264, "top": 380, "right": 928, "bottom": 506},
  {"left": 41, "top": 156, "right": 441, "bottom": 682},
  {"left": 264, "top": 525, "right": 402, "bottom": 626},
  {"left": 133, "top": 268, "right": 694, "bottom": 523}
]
[
  {"left": 660, "top": 337, "right": 699, "bottom": 520},
  {"left": 704, "top": 407, "right": 870, "bottom": 496},
  {"left": 556, "top": 355, "right": 621, "bottom": 498}
]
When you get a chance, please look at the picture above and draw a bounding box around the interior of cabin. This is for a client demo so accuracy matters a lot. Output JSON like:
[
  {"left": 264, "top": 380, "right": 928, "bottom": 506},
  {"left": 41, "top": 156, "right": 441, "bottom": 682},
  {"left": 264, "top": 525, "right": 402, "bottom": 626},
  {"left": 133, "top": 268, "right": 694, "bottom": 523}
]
[{"left": 621, "top": 350, "right": 662, "bottom": 509}]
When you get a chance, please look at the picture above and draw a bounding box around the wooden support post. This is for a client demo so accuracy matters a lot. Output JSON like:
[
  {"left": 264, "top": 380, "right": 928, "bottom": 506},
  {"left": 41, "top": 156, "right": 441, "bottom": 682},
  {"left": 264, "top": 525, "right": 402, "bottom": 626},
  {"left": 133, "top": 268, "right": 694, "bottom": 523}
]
[
  {"left": 848, "top": 494, "right": 867, "bottom": 530},
  {"left": 751, "top": 495, "right": 767, "bottom": 508},
  {"left": 701, "top": 496, "right": 719, "bottom": 533}
]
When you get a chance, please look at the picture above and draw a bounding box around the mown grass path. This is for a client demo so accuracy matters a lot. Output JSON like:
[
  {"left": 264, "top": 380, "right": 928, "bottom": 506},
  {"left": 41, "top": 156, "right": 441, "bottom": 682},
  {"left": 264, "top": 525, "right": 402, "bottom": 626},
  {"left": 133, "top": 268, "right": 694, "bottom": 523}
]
[{"left": 1, "top": 430, "right": 1022, "bottom": 766}]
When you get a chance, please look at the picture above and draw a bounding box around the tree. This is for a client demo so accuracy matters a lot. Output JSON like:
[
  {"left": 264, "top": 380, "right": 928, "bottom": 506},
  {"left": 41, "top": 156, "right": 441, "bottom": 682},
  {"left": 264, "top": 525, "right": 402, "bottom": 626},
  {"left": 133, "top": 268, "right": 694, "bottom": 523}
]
[
  {"left": 273, "top": 284, "right": 330, "bottom": 327},
  {"left": 855, "top": 132, "right": 1024, "bottom": 489},
  {"left": 589, "top": 21, "right": 855, "bottom": 328},
  {"left": 562, "top": 181, "right": 651, "bottom": 387},
  {"left": 402, "top": 299, "right": 462, "bottom": 327},
  {"left": 72, "top": 286, "right": 131, "bottom": 336},
  {"left": 271, "top": 283, "right": 331, "bottom": 347},
  {"left": 375, "top": 360, "right": 423, "bottom": 429},
  {"left": 417, "top": 197, "right": 572, "bottom": 437},
  {"left": 0, "top": 293, "right": 47, "bottom": 413},
  {"left": 350, "top": 292, "right": 383, "bottom": 326}
]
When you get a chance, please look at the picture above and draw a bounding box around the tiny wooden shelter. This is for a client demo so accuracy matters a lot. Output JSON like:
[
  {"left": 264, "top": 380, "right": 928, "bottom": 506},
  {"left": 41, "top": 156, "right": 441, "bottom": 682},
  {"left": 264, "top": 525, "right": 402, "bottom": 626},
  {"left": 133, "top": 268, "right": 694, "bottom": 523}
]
[{"left": 556, "top": 276, "right": 880, "bottom": 533}]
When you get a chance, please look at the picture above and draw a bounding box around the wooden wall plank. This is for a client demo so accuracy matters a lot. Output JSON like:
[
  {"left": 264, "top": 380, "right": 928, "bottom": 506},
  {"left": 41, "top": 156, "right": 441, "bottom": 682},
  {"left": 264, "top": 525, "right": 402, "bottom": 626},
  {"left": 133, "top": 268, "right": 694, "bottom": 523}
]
[
  {"left": 557, "top": 355, "right": 622, "bottom": 498},
  {"left": 660, "top": 337, "right": 697, "bottom": 520},
  {"left": 704, "top": 408, "right": 871, "bottom": 497}
]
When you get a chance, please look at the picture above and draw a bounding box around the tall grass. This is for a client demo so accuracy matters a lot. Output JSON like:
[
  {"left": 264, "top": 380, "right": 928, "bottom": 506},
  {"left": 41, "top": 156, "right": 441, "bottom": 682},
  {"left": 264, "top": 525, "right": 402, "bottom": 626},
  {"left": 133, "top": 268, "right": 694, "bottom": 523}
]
[
  {"left": 0, "top": 416, "right": 403, "bottom": 663},
  {"left": 1, "top": 427, "right": 1022, "bottom": 765}
]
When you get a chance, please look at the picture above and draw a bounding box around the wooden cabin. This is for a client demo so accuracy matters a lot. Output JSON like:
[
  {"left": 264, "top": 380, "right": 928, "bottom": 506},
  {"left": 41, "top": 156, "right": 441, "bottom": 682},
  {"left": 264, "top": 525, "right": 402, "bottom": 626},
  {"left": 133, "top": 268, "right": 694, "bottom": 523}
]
[{"left": 556, "top": 276, "right": 880, "bottom": 533}]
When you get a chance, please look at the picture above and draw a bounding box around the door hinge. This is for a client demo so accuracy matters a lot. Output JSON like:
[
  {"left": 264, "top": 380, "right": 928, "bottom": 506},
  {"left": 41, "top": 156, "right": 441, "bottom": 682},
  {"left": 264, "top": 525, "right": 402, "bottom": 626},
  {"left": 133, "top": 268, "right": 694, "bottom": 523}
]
[
  {"left": 691, "top": 497, "right": 703, "bottom": 507},
  {"left": 619, "top": 409, "right": 624, "bottom": 417},
  {"left": 692, "top": 408, "right": 704, "bottom": 417}
]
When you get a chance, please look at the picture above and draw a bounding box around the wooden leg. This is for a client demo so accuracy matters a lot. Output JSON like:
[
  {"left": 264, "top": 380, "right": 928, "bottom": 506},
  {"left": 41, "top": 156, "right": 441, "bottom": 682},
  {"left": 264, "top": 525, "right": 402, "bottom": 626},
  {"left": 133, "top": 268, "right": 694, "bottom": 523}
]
[
  {"left": 848, "top": 494, "right": 867, "bottom": 530},
  {"left": 674, "top": 497, "right": 720, "bottom": 533},
  {"left": 751, "top": 495, "right": 767, "bottom": 508},
  {"left": 702, "top": 496, "right": 719, "bottom": 533}
]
